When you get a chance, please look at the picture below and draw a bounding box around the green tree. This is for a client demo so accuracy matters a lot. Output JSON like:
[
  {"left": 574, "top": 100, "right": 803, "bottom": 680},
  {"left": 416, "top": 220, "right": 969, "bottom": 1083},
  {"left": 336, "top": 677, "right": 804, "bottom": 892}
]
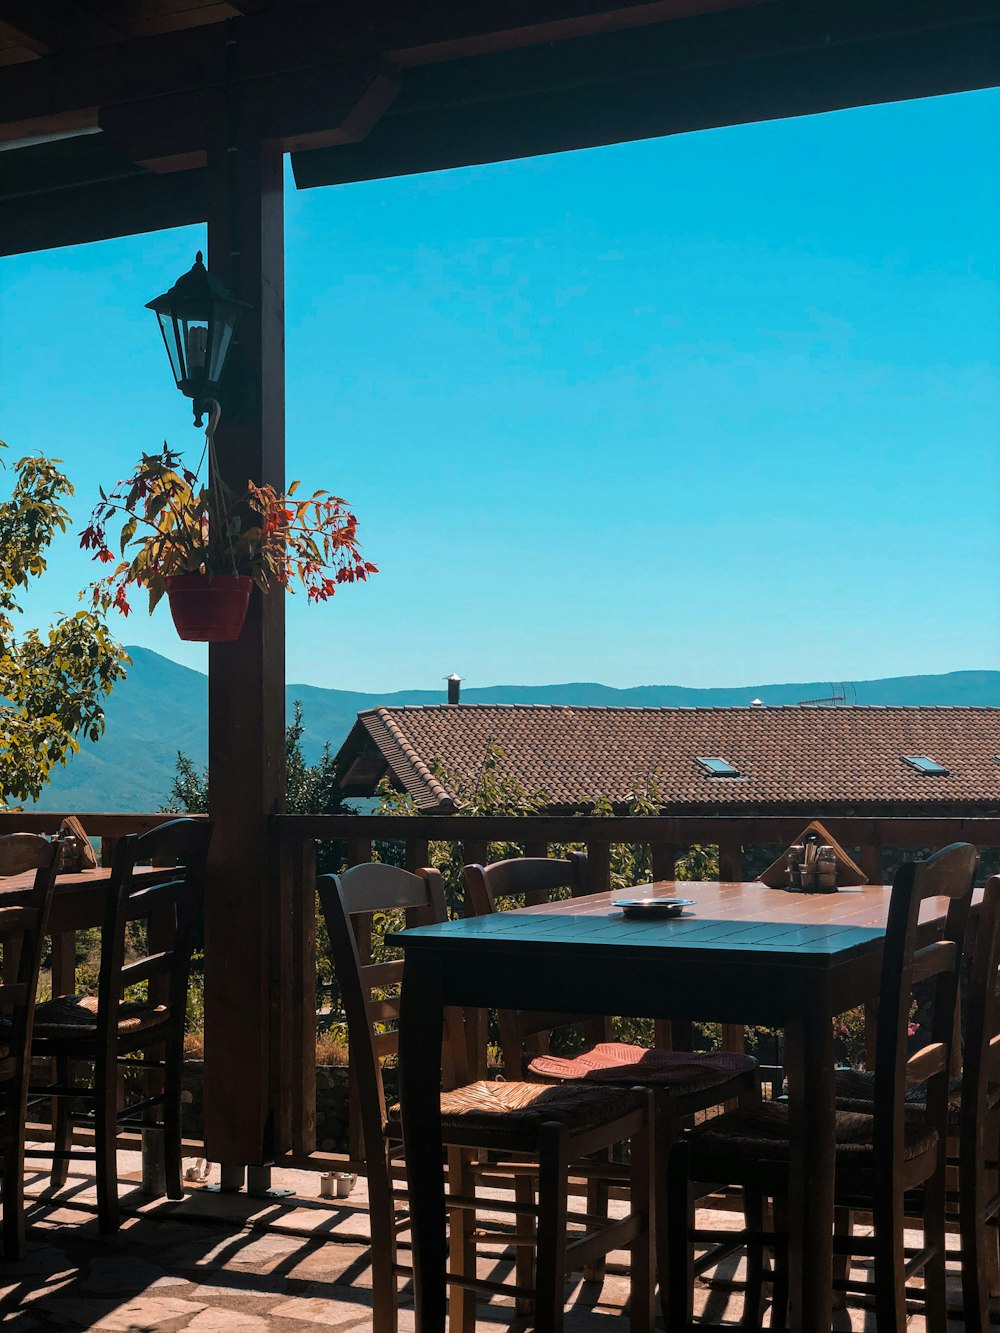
[
  {"left": 163, "top": 699, "right": 351, "bottom": 828},
  {"left": 0, "top": 443, "right": 128, "bottom": 808}
]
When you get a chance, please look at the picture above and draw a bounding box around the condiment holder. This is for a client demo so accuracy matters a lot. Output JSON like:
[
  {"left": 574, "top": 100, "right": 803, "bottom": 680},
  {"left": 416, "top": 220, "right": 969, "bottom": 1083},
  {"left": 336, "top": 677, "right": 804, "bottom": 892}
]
[{"left": 759, "top": 819, "right": 868, "bottom": 892}]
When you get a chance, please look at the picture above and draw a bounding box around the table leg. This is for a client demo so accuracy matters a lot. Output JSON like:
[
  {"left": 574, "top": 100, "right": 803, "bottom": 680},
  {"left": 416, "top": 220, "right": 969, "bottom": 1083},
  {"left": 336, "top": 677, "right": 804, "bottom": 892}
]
[
  {"left": 784, "top": 985, "right": 835, "bottom": 1333},
  {"left": 399, "top": 950, "right": 447, "bottom": 1332}
]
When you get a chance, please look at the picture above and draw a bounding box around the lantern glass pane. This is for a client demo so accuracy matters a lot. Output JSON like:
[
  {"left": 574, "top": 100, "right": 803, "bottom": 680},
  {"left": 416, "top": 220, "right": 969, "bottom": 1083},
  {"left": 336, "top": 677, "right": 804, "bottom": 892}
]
[
  {"left": 207, "top": 317, "right": 236, "bottom": 386},
  {"left": 180, "top": 318, "right": 210, "bottom": 383},
  {"left": 156, "top": 311, "right": 185, "bottom": 386}
]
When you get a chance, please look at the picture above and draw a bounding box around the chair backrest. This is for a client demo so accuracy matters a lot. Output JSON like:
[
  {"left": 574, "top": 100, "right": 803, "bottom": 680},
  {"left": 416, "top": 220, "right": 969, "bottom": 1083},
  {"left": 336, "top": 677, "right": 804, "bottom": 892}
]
[
  {"left": 318, "top": 862, "right": 454, "bottom": 1153},
  {"left": 0, "top": 834, "right": 59, "bottom": 1070},
  {"left": 872, "top": 842, "right": 977, "bottom": 1170},
  {"left": 97, "top": 818, "right": 212, "bottom": 1044},
  {"left": 463, "top": 853, "right": 591, "bottom": 916},
  {"left": 463, "top": 854, "right": 606, "bottom": 1078},
  {"left": 960, "top": 874, "right": 1000, "bottom": 1155}
]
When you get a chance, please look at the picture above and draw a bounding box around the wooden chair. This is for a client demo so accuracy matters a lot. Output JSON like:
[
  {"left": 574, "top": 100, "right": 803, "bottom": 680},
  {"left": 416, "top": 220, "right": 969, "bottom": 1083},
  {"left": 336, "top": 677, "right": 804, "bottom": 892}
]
[
  {"left": 463, "top": 855, "right": 608, "bottom": 1079},
  {"left": 465, "top": 854, "right": 759, "bottom": 1321},
  {"left": 29, "top": 818, "right": 211, "bottom": 1232},
  {"left": 0, "top": 834, "right": 59, "bottom": 1258},
  {"left": 958, "top": 872, "right": 1000, "bottom": 1333},
  {"left": 664, "top": 841, "right": 978, "bottom": 1333},
  {"left": 318, "top": 860, "right": 656, "bottom": 1333},
  {"left": 833, "top": 873, "right": 1000, "bottom": 1333}
]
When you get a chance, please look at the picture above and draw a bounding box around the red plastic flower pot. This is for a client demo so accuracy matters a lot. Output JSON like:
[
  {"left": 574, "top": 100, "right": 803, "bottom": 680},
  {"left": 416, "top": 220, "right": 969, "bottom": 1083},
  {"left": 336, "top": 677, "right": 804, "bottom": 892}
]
[{"left": 165, "top": 574, "right": 252, "bottom": 642}]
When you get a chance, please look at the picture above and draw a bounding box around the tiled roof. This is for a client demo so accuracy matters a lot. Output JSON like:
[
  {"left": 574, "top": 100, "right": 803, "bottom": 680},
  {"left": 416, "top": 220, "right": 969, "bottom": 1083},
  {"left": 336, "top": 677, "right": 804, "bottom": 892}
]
[{"left": 340, "top": 704, "right": 1000, "bottom": 816}]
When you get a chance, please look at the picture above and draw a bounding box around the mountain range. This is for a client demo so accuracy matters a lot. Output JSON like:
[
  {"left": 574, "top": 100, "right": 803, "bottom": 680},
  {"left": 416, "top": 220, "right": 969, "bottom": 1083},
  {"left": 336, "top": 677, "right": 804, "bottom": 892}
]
[{"left": 29, "top": 647, "right": 1000, "bottom": 813}]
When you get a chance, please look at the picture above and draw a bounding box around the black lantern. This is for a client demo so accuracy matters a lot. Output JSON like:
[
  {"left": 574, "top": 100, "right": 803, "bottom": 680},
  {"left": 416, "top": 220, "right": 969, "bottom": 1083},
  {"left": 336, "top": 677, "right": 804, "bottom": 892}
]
[{"left": 146, "top": 252, "right": 251, "bottom": 426}]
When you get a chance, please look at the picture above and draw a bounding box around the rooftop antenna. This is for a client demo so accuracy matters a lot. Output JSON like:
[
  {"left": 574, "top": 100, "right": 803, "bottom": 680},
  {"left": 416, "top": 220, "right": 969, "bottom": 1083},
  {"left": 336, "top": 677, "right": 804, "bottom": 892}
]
[{"left": 797, "top": 682, "right": 855, "bottom": 706}]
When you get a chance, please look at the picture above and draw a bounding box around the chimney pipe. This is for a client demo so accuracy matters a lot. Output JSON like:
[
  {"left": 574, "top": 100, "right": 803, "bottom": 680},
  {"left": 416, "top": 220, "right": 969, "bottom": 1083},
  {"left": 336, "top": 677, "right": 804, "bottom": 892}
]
[{"left": 447, "top": 673, "right": 462, "bottom": 705}]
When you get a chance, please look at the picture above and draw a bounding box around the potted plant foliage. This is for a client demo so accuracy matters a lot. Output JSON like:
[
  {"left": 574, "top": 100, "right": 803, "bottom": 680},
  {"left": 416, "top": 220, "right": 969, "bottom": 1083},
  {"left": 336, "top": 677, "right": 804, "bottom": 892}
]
[{"left": 81, "top": 447, "right": 376, "bottom": 641}]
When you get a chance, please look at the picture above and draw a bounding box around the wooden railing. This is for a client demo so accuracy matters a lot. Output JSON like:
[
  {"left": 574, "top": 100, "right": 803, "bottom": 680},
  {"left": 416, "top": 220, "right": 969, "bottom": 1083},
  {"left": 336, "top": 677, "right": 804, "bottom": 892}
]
[
  {"left": 274, "top": 811, "right": 1000, "bottom": 1161},
  {"left": 3, "top": 809, "right": 999, "bottom": 1167}
]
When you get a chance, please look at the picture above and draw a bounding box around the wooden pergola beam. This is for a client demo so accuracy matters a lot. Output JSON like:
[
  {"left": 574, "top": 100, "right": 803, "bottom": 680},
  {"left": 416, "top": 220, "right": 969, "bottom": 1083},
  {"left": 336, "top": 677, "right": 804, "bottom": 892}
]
[
  {"left": 98, "top": 57, "right": 400, "bottom": 173},
  {"left": 0, "top": 1, "right": 125, "bottom": 57},
  {"left": 0, "top": 169, "right": 207, "bottom": 256},
  {"left": 3, "top": 0, "right": 992, "bottom": 128},
  {"left": 294, "top": 13, "right": 1000, "bottom": 188},
  {"left": 1, "top": 0, "right": 994, "bottom": 259}
]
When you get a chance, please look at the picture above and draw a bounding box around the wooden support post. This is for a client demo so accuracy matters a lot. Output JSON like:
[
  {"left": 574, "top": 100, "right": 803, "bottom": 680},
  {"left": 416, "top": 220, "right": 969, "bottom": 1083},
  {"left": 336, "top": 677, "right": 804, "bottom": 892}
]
[{"left": 203, "top": 128, "right": 286, "bottom": 1169}]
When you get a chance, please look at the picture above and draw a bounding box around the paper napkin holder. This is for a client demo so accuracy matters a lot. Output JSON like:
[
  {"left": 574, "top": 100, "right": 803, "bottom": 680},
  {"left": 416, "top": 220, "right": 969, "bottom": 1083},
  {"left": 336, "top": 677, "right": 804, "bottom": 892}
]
[{"left": 758, "top": 819, "right": 867, "bottom": 890}]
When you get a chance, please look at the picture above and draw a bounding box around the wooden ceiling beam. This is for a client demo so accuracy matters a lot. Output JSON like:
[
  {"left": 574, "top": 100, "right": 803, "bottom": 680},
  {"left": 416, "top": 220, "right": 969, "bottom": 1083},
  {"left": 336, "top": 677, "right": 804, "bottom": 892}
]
[
  {"left": 0, "top": 1, "right": 125, "bottom": 56},
  {"left": 293, "top": 16, "right": 1000, "bottom": 188},
  {"left": 0, "top": 167, "right": 206, "bottom": 256},
  {"left": 5, "top": 0, "right": 993, "bottom": 130},
  {"left": 98, "top": 57, "right": 400, "bottom": 172}
]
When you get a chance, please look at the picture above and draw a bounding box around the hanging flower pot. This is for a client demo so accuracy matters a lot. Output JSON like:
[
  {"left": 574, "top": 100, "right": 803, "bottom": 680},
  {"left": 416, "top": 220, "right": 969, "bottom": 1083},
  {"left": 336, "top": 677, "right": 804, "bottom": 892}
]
[
  {"left": 81, "top": 445, "right": 378, "bottom": 637},
  {"left": 165, "top": 574, "right": 252, "bottom": 642}
]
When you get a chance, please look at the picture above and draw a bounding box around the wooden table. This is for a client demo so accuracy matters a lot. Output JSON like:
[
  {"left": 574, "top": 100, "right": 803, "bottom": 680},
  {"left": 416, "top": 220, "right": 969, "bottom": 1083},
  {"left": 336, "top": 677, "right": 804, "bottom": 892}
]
[
  {"left": 394, "top": 878, "right": 964, "bottom": 1333},
  {"left": 1, "top": 867, "right": 164, "bottom": 995}
]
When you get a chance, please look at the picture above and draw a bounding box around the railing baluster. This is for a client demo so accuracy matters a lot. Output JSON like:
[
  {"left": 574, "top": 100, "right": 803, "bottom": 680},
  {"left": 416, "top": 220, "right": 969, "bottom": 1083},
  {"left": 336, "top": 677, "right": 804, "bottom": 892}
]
[
  {"left": 717, "top": 837, "right": 743, "bottom": 883},
  {"left": 346, "top": 837, "right": 372, "bottom": 868},
  {"left": 461, "top": 841, "right": 490, "bottom": 890},
  {"left": 587, "top": 841, "right": 612, "bottom": 895},
  {"left": 717, "top": 839, "right": 746, "bottom": 1052},
  {"left": 858, "top": 842, "right": 883, "bottom": 888},
  {"left": 50, "top": 931, "right": 75, "bottom": 999},
  {"left": 287, "top": 835, "right": 316, "bottom": 1157},
  {"left": 522, "top": 840, "right": 548, "bottom": 859},
  {"left": 651, "top": 843, "right": 679, "bottom": 884},
  {"left": 404, "top": 839, "right": 431, "bottom": 874}
]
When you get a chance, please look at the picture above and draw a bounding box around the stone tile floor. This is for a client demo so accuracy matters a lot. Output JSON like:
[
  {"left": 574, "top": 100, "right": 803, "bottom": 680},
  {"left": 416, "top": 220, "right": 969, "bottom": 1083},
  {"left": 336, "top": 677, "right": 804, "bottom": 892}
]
[{"left": 0, "top": 1146, "right": 976, "bottom": 1329}]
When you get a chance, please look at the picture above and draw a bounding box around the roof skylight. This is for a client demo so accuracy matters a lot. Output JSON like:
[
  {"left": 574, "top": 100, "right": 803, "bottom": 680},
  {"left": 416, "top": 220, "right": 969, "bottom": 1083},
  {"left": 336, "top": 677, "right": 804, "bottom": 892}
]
[
  {"left": 696, "top": 756, "right": 740, "bottom": 777},
  {"left": 902, "top": 755, "right": 950, "bottom": 776}
]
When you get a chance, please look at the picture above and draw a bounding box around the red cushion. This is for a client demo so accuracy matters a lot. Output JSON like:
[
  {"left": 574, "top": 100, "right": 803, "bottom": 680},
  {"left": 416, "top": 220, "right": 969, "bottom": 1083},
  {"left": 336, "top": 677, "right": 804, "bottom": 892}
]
[{"left": 529, "top": 1042, "right": 756, "bottom": 1095}]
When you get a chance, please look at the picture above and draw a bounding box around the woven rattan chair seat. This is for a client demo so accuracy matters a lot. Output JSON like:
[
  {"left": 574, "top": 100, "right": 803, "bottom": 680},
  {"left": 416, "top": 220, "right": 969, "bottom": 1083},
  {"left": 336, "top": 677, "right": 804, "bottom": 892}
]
[
  {"left": 389, "top": 1079, "right": 638, "bottom": 1141},
  {"left": 833, "top": 1066, "right": 993, "bottom": 1118},
  {"left": 688, "top": 1099, "right": 938, "bottom": 1170},
  {"left": 33, "top": 994, "right": 169, "bottom": 1039},
  {"left": 529, "top": 1042, "right": 756, "bottom": 1094}
]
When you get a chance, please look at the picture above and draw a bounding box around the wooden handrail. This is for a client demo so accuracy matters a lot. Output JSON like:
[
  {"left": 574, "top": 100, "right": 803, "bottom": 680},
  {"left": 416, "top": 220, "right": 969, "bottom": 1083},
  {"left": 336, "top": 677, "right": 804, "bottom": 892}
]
[
  {"left": 272, "top": 812, "right": 1000, "bottom": 849},
  {"left": 0, "top": 810, "right": 993, "bottom": 849},
  {"left": 0, "top": 813, "right": 202, "bottom": 836}
]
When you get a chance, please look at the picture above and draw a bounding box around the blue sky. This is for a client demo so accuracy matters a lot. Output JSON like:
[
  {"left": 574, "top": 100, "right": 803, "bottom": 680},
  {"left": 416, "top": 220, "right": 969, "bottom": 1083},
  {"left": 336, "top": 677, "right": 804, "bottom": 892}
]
[{"left": 2, "top": 88, "right": 998, "bottom": 692}]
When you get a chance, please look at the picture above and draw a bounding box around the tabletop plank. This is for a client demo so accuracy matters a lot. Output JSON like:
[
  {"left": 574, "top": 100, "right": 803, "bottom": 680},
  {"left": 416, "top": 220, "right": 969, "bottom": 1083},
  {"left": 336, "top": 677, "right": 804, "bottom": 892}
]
[
  {"left": 395, "top": 910, "right": 886, "bottom": 969},
  {"left": 0, "top": 867, "right": 165, "bottom": 934},
  {"left": 523, "top": 878, "right": 966, "bottom": 931}
]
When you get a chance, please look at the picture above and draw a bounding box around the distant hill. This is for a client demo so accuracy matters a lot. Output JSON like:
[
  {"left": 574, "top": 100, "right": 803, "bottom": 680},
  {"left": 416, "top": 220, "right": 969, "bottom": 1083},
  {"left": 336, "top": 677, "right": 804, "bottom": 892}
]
[{"left": 29, "top": 648, "right": 1000, "bottom": 813}]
